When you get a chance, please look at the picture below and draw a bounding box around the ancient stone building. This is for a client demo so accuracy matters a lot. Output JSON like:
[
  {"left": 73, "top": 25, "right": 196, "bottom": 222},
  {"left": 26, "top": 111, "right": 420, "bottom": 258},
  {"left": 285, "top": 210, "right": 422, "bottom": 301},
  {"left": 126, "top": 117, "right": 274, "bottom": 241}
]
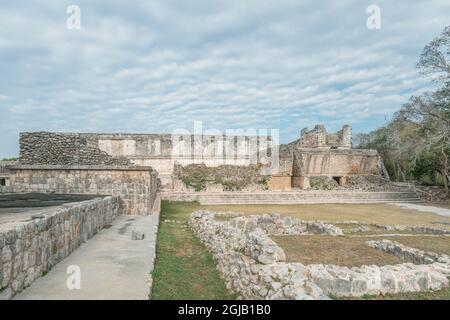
[
  {"left": 271, "top": 124, "right": 389, "bottom": 191},
  {"left": 19, "top": 132, "right": 273, "bottom": 188},
  {"left": 15, "top": 126, "right": 388, "bottom": 193}
]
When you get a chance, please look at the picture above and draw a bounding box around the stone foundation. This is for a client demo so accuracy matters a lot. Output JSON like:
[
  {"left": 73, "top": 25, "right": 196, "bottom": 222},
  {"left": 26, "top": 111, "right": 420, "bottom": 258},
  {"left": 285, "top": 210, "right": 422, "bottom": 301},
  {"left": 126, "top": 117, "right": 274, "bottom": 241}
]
[
  {"left": 189, "top": 211, "right": 450, "bottom": 299},
  {"left": 0, "top": 196, "right": 120, "bottom": 300}
]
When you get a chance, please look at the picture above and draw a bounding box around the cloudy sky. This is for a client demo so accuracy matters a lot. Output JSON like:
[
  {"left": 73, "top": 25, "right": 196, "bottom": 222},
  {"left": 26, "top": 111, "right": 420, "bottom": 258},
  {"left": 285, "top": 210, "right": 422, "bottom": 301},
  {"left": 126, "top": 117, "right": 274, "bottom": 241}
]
[{"left": 0, "top": 1, "right": 449, "bottom": 158}]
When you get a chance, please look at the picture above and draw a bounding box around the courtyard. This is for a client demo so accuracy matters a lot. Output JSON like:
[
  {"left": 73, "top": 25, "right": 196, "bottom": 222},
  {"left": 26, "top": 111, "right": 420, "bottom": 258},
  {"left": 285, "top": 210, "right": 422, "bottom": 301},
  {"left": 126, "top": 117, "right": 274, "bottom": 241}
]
[{"left": 151, "top": 201, "right": 450, "bottom": 300}]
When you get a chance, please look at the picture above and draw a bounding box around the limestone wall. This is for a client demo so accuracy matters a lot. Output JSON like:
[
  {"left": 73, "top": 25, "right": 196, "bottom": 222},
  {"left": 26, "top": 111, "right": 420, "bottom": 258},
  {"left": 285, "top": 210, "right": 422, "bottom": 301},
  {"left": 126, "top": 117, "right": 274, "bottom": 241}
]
[
  {"left": 0, "top": 196, "right": 120, "bottom": 300},
  {"left": 300, "top": 125, "right": 351, "bottom": 149},
  {"left": 19, "top": 132, "right": 132, "bottom": 166},
  {"left": 173, "top": 163, "right": 268, "bottom": 192},
  {"left": 19, "top": 132, "right": 273, "bottom": 177},
  {"left": 293, "top": 149, "right": 384, "bottom": 177},
  {"left": 8, "top": 166, "right": 158, "bottom": 215},
  {"left": 190, "top": 211, "right": 450, "bottom": 300}
]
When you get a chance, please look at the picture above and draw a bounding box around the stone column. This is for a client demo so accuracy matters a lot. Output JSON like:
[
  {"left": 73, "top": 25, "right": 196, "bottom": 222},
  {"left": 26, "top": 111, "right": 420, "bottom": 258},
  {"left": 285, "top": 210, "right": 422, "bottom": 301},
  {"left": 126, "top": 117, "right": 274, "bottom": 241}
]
[
  {"left": 315, "top": 125, "right": 327, "bottom": 149},
  {"left": 340, "top": 125, "right": 352, "bottom": 149}
]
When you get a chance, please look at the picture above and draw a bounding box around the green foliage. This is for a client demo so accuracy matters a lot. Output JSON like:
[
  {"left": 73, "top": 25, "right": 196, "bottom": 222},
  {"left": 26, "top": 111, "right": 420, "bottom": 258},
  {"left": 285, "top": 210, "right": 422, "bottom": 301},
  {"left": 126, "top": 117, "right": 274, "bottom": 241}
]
[
  {"left": 175, "top": 163, "right": 268, "bottom": 191},
  {"left": 1, "top": 157, "right": 17, "bottom": 161},
  {"left": 358, "top": 25, "right": 450, "bottom": 194}
]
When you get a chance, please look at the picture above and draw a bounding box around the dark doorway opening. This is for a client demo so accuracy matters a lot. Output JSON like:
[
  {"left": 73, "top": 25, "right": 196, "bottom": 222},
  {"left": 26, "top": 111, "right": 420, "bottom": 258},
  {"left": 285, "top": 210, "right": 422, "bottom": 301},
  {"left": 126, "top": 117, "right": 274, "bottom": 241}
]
[
  {"left": 332, "top": 176, "right": 341, "bottom": 185},
  {"left": 0, "top": 178, "right": 6, "bottom": 186}
]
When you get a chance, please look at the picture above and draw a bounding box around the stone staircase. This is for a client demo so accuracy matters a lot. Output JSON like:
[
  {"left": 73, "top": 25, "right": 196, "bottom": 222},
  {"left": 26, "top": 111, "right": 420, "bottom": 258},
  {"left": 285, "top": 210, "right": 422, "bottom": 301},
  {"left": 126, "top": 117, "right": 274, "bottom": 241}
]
[{"left": 160, "top": 190, "right": 422, "bottom": 205}]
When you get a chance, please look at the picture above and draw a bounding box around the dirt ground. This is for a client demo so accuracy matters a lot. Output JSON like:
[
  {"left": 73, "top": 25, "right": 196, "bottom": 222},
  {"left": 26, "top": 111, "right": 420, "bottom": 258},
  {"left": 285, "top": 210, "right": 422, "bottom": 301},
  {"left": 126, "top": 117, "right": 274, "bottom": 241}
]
[
  {"left": 272, "top": 234, "right": 450, "bottom": 267},
  {"left": 204, "top": 203, "right": 450, "bottom": 230},
  {"left": 272, "top": 235, "right": 404, "bottom": 266}
]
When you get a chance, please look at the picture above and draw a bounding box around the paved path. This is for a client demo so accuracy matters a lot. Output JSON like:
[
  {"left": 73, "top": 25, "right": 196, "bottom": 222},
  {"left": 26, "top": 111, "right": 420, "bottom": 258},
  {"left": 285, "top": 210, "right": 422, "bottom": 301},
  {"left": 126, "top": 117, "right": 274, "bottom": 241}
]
[
  {"left": 15, "top": 214, "right": 158, "bottom": 300},
  {"left": 390, "top": 203, "right": 450, "bottom": 218}
]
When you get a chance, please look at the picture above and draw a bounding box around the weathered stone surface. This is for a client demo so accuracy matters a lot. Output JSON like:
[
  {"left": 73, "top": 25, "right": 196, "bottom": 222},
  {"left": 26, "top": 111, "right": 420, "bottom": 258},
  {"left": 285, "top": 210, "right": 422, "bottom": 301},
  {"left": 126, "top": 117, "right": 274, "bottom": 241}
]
[
  {"left": 0, "top": 196, "right": 120, "bottom": 300},
  {"left": 9, "top": 166, "right": 158, "bottom": 215},
  {"left": 189, "top": 210, "right": 327, "bottom": 300},
  {"left": 189, "top": 210, "right": 450, "bottom": 299}
]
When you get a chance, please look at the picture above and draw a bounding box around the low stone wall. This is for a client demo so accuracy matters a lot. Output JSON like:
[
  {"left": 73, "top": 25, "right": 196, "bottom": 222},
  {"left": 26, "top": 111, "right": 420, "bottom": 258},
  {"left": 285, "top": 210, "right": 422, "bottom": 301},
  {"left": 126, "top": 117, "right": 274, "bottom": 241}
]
[
  {"left": 367, "top": 240, "right": 450, "bottom": 265},
  {"left": 189, "top": 211, "right": 328, "bottom": 300},
  {"left": 415, "top": 185, "right": 449, "bottom": 202},
  {"left": 0, "top": 186, "right": 12, "bottom": 193},
  {"left": 190, "top": 211, "right": 450, "bottom": 299},
  {"left": 8, "top": 165, "right": 158, "bottom": 215},
  {"left": 0, "top": 196, "right": 120, "bottom": 299}
]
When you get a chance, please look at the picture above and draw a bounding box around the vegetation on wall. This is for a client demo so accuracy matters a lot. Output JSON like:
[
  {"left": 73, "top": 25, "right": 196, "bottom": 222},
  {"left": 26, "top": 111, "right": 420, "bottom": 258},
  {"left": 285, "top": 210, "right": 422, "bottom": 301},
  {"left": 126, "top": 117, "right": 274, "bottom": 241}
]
[
  {"left": 174, "top": 163, "right": 269, "bottom": 191},
  {"left": 356, "top": 26, "right": 450, "bottom": 195},
  {"left": 1, "top": 157, "right": 18, "bottom": 161}
]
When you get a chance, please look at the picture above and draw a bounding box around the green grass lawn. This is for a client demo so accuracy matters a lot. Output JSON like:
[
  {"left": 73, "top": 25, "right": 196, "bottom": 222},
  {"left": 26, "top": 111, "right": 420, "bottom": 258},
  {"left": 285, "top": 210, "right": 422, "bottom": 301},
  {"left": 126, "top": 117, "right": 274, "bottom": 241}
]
[{"left": 151, "top": 201, "right": 236, "bottom": 300}]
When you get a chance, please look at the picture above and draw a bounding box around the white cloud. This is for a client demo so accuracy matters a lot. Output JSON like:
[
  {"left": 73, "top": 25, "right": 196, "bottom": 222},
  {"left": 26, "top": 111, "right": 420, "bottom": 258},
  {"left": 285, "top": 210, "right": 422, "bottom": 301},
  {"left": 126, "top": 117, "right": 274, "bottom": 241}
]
[{"left": 0, "top": 0, "right": 449, "bottom": 157}]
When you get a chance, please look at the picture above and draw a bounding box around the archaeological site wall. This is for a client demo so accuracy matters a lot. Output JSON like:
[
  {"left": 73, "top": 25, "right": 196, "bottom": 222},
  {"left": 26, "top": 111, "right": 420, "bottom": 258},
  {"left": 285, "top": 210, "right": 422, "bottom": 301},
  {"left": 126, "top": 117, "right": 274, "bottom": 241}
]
[
  {"left": 172, "top": 163, "right": 269, "bottom": 192},
  {"left": 0, "top": 196, "right": 120, "bottom": 299},
  {"left": 19, "top": 132, "right": 274, "bottom": 187},
  {"left": 8, "top": 166, "right": 158, "bottom": 215}
]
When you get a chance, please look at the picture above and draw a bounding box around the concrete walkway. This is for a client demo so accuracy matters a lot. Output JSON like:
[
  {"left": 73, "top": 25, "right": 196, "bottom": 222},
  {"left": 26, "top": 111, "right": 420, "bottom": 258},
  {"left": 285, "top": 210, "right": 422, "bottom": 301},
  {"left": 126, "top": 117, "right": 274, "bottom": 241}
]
[
  {"left": 390, "top": 203, "right": 450, "bottom": 218},
  {"left": 15, "top": 214, "right": 158, "bottom": 300}
]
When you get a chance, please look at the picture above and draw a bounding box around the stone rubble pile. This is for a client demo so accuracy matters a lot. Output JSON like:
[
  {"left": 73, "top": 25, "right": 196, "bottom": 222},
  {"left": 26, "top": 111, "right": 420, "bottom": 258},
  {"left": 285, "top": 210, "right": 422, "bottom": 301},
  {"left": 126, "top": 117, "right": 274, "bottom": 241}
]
[
  {"left": 189, "top": 211, "right": 328, "bottom": 300},
  {"left": 377, "top": 225, "right": 450, "bottom": 235},
  {"left": 189, "top": 210, "right": 450, "bottom": 300},
  {"left": 366, "top": 240, "right": 450, "bottom": 265},
  {"left": 227, "top": 213, "right": 344, "bottom": 236}
]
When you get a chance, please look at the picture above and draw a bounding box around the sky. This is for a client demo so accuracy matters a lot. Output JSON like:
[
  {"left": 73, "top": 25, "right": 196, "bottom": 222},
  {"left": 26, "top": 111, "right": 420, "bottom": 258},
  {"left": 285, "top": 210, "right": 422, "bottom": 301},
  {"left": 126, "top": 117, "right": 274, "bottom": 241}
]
[{"left": 0, "top": 1, "right": 449, "bottom": 158}]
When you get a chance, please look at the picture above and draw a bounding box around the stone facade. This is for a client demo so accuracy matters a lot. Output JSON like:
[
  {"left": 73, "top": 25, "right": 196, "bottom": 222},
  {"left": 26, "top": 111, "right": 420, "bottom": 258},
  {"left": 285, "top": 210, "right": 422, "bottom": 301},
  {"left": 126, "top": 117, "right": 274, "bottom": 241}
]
[
  {"left": 8, "top": 166, "right": 158, "bottom": 215},
  {"left": 272, "top": 124, "right": 390, "bottom": 191},
  {"left": 0, "top": 161, "right": 13, "bottom": 193},
  {"left": 0, "top": 196, "right": 120, "bottom": 300},
  {"left": 300, "top": 124, "right": 352, "bottom": 149},
  {"left": 172, "top": 163, "right": 268, "bottom": 192},
  {"left": 189, "top": 211, "right": 450, "bottom": 299},
  {"left": 19, "top": 132, "right": 274, "bottom": 188},
  {"left": 20, "top": 132, "right": 132, "bottom": 166}
]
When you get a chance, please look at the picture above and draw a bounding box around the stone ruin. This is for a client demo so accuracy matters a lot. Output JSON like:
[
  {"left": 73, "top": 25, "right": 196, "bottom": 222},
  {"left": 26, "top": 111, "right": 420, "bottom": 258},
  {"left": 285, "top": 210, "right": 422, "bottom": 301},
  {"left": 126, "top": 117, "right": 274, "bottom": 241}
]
[
  {"left": 189, "top": 211, "right": 450, "bottom": 300},
  {"left": 272, "top": 124, "right": 390, "bottom": 191},
  {"left": 14, "top": 126, "right": 391, "bottom": 193}
]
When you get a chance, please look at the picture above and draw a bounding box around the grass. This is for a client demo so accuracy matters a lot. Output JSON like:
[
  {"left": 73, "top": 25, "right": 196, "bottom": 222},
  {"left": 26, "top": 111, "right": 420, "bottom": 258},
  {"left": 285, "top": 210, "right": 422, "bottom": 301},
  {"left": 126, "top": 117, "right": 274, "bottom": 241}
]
[
  {"left": 201, "top": 203, "right": 450, "bottom": 230},
  {"left": 341, "top": 288, "right": 450, "bottom": 300},
  {"left": 151, "top": 201, "right": 236, "bottom": 300},
  {"left": 272, "top": 235, "right": 404, "bottom": 267}
]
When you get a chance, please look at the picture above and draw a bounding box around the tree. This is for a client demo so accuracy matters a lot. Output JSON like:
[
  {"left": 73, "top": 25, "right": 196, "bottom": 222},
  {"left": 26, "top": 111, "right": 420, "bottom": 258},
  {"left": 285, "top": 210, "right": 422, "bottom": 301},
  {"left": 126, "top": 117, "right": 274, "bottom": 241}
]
[{"left": 357, "top": 26, "right": 450, "bottom": 195}]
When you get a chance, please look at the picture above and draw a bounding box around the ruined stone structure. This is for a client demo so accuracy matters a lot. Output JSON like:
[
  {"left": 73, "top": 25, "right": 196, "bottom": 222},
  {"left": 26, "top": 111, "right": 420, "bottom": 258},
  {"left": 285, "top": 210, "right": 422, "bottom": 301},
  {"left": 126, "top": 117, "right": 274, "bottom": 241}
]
[
  {"left": 271, "top": 124, "right": 389, "bottom": 191},
  {"left": 0, "top": 195, "right": 120, "bottom": 299},
  {"left": 19, "top": 132, "right": 273, "bottom": 188},
  {"left": 0, "top": 161, "right": 15, "bottom": 193},
  {"left": 8, "top": 165, "right": 158, "bottom": 215},
  {"left": 190, "top": 211, "right": 450, "bottom": 300},
  {"left": 16, "top": 126, "right": 391, "bottom": 194}
]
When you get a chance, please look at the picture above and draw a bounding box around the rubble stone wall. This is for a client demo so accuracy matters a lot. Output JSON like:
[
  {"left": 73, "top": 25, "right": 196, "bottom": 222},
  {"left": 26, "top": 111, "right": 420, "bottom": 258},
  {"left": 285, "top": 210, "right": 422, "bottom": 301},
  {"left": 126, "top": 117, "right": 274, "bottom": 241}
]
[
  {"left": 0, "top": 196, "right": 120, "bottom": 300},
  {"left": 19, "top": 132, "right": 273, "bottom": 177},
  {"left": 190, "top": 211, "right": 450, "bottom": 299},
  {"left": 173, "top": 163, "right": 269, "bottom": 192}
]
